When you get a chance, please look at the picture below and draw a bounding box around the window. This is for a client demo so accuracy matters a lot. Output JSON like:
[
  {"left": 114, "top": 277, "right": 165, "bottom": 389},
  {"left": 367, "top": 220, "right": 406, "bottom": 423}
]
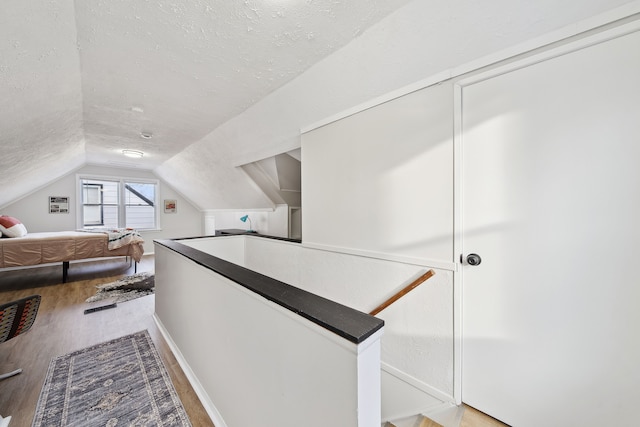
[
  {"left": 82, "top": 183, "right": 104, "bottom": 226},
  {"left": 78, "top": 176, "right": 159, "bottom": 230},
  {"left": 124, "top": 182, "right": 157, "bottom": 229}
]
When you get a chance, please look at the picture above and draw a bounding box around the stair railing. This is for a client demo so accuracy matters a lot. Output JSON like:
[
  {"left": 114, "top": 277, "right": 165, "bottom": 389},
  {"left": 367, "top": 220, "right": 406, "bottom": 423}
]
[{"left": 369, "top": 269, "right": 435, "bottom": 316}]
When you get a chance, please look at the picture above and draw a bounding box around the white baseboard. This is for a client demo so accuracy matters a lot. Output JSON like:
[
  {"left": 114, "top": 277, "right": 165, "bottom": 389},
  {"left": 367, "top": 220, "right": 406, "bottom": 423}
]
[
  {"left": 382, "top": 362, "right": 454, "bottom": 403},
  {"left": 153, "top": 314, "right": 227, "bottom": 427},
  {"left": 381, "top": 362, "right": 454, "bottom": 421}
]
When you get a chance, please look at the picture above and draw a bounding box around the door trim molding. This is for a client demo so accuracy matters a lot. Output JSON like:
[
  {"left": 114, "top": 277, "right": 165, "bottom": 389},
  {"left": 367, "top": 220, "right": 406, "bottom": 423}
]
[{"left": 452, "top": 82, "right": 464, "bottom": 405}]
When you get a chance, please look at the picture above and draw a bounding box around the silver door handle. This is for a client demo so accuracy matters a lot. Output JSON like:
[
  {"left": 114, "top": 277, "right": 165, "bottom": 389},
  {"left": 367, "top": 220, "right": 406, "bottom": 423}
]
[{"left": 462, "top": 253, "right": 482, "bottom": 266}]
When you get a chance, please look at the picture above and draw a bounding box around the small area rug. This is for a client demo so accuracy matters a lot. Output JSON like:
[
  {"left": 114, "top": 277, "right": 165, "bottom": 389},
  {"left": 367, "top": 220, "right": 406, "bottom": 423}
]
[
  {"left": 32, "top": 330, "right": 192, "bottom": 427},
  {"left": 86, "top": 272, "right": 154, "bottom": 304}
]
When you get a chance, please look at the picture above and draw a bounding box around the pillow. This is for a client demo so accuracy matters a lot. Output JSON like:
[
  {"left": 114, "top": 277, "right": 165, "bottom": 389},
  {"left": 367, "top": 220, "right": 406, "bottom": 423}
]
[{"left": 0, "top": 215, "right": 28, "bottom": 238}]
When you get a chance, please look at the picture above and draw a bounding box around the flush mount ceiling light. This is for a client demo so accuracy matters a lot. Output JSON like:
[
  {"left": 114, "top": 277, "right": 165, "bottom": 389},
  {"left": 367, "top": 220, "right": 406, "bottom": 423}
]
[
  {"left": 122, "top": 149, "right": 144, "bottom": 158},
  {"left": 140, "top": 131, "right": 153, "bottom": 139}
]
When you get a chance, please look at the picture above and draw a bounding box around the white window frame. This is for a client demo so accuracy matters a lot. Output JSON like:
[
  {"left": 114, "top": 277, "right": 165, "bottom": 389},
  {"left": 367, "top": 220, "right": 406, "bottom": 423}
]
[{"left": 76, "top": 174, "right": 161, "bottom": 231}]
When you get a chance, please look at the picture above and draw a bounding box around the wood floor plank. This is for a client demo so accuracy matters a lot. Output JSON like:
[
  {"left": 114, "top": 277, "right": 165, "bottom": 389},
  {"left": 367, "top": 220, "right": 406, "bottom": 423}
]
[
  {"left": 420, "top": 415, "right": 445, "bottom": 427},
  {"left": 0, "top": 256, "right": 215, "bottom": 427},
  {"left": 461, "top": 404, "right": 510, "bottom": 427}
]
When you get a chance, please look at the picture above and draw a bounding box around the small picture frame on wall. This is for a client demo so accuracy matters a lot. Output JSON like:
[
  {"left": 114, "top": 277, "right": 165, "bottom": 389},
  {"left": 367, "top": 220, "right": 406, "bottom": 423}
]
[
  {"left": 49, "top": 196, "right": 69, "bottom": 214},
  {"left": 164, "top": 199, "right": 177, "bottom": 213}
]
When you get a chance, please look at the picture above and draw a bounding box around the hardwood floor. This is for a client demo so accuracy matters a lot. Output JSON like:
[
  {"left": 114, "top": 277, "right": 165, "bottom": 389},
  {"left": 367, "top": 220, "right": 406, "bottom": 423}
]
[
  {"left": 460, "top": 405, "right": 510, "bottom": 427},
  {"left": 0, "top": 256, "right": 215, "bottom": 427},
  {"left": 390, "top": 405, "right": 509, "bottom": 427}
]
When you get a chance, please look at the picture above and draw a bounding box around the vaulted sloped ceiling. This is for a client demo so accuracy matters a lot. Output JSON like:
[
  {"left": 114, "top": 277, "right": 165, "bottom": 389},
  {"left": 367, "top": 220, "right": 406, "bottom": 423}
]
[
  {"left": 1, "top": 1, "right": 85, "bottom": 208},
  {"left": 2, "top": 0, "right": 633, "bottom": 211},
  {"left": 0, "top": 0, "right": 413, "bottom": 209}
]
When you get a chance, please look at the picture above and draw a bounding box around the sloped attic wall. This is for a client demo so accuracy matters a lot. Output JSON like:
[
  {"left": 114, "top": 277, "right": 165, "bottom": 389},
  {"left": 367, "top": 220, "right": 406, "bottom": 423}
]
[
  {"left": 1, "top": 0, "right": 417, "bottom": 211},
  {"left": 240, "top": 151, "right": 301, "bottom": 207},
  {"left": 0, "top": 1, "right": 85, "bottom": 209},
  {"left": 155, "top": 0, "right": 634, "bottom": 211}
]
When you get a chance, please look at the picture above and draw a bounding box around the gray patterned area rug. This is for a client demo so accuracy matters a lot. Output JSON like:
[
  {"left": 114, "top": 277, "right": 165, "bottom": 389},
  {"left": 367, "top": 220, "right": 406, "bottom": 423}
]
[
  {"left": 86, "top": 272, "right": 155, "bottom": 304},
  {"left": 32, "top": 330, "right": 192, "bottom": 427}
]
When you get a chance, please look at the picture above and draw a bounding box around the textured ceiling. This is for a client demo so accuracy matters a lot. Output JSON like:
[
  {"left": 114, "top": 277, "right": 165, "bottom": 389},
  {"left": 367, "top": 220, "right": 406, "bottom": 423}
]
[
  {"left": 0, "top": 0, "right": 412, "bottom": 208},
  {"left": 1, "top": 0, "right": 633, "bottom": 211},
  {"left": 78, "top": 0, "right": 414, "bottom": 167},
  {"left": 1, "top": 0, "right": 86, "bottom": 206}
]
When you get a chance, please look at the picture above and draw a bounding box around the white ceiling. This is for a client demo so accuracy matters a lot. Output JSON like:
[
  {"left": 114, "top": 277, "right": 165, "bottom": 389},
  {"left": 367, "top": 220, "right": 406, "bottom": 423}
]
[
  {"left": 2, "top": 0, "right": 633, "bottom": 211},
  {"left": 0, "top": 0, "right": 412, "bottom": 208}
]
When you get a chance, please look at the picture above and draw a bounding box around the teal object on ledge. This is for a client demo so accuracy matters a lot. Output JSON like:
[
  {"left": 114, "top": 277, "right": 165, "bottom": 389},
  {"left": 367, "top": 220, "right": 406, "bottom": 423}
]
[{"left": 240, "top": 215, "right": 254, "bottom": 232}]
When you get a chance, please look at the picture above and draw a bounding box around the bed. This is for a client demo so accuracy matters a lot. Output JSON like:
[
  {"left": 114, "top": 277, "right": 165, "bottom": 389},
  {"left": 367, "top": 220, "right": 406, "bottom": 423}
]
[{"left": 0, "top": 229, "right": 145, "bottom": 282}]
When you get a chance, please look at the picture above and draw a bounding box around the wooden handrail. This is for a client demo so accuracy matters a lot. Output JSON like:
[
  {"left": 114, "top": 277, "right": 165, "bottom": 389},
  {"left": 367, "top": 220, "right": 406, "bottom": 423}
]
[{"left": 369, "top": 269, "right": 436, "bottom": 316}]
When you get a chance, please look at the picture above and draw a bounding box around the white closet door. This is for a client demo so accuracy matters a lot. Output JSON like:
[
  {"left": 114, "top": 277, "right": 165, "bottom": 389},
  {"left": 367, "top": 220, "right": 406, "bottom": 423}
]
[{"left": 461, "top": 29, "right": 640, "bottom": 426}]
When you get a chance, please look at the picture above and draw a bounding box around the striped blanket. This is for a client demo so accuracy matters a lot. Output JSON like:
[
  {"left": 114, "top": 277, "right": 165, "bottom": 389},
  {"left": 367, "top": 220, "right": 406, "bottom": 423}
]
[
  {"left": 81, "top": 228, "right": 144, "bottom": 250},
  {"left": 106, "top": 228, "right": 144, "bottom": 250}
]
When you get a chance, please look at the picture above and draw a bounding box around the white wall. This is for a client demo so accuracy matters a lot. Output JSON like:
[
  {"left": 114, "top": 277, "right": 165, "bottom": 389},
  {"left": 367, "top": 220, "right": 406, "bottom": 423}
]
[
  {"left": 204, "top": 204, "right": 289, "bottom": 238},
  {"left": 242, "top": 237, "right": 453, "bottom": 400},
  {"left": 185, "top": 234, "right": 453, "bottom": 418},
  {"left": 1, "top": 164, "right": 202, "bottom": 253},
  {"left": 154, "top": 243, "right": 383, "bottom": 427},
  {"left": 303, "top": 82, "right": 453, "bottom": 268},
  {"left": 296, "top": 78, "right": 458, "bottom": 417},
  {"left": 178, "top": 236, "right": 246, "bottom": 267}
]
